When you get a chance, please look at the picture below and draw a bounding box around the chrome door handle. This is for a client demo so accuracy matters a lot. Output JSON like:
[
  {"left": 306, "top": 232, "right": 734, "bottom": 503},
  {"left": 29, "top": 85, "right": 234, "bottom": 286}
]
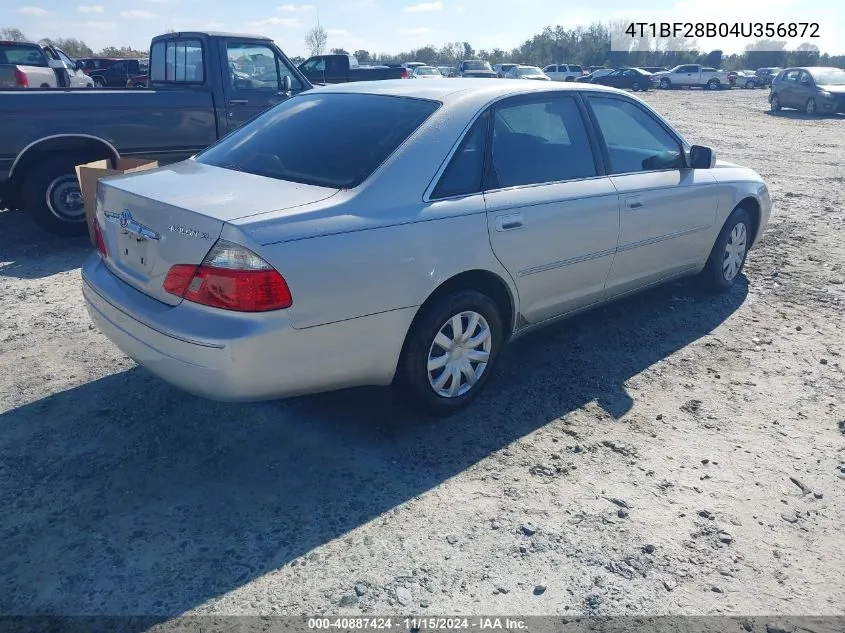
[
  {"left": 495, "top": 213, "right": 523, "bottom": 231},
  {"left": 228, "top": 99, "right": 248, "bottom": 106},
  {"left": 626, "top": 197, "right": 645, "bottom": 210}
]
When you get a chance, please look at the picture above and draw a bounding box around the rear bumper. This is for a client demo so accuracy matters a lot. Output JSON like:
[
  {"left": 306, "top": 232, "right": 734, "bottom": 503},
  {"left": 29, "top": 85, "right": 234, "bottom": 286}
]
[{"left": 81, "top": 254, "right": 416, "bottom": 402}]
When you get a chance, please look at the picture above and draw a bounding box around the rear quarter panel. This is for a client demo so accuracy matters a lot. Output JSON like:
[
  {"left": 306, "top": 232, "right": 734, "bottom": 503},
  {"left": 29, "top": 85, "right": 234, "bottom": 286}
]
[{"left": 222, "top": 197, "right": 517, "bottom": 331}]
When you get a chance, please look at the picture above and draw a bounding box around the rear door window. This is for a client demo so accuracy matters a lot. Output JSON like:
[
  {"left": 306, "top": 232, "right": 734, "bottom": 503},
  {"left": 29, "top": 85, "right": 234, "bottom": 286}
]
[{"left": 196, "top": 93, "right": 440, "bottom": 188}]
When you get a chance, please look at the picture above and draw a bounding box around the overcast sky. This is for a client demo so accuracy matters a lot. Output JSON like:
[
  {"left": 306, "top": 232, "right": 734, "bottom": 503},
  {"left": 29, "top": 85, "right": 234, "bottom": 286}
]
[{"left": 5, "top": 0, "right": 842, "bottom": 57}]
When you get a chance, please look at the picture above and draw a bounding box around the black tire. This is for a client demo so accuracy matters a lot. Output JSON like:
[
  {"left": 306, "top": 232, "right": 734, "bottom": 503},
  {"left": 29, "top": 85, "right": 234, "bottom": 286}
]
[
  {"left": 22, "top": 156, "right": 90, "bottom": 237},
  {"left": 631, "top": 81, "right": 641, "bottom": 91},
  {"left": 745, "top": 80, "right": 755, "bottom": 89},
  {"left": 699, "top": 207, "right": 752, "bottom": 293},
  {"left": 706, "top": 79, "right": 719, "bottom": 90},
  {"left": 805, "top": 98, "right": 818, "bottom": 115},
  {"left": 395, "top": 289, "right": 504, "bottom": 416},
  {"left": 770, "top": 94, "right": 782, "bottom": 112},
  {"left": 92, "top": 75, "right": 105, "bottom": 87},
  {"left": 660, "top": 78, "right": 671, "bottom": 89}
]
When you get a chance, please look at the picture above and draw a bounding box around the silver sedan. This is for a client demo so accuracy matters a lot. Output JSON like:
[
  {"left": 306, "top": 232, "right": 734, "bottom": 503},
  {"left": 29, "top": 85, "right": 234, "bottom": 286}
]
[{"left": 82, "top": 79, "right": 772, "bottom": 415}]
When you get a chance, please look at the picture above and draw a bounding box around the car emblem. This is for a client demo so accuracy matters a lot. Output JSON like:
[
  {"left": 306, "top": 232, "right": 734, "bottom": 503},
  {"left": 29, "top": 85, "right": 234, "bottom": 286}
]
[{"left": 104, "top": 209, "right": 160, "bottom": 241}]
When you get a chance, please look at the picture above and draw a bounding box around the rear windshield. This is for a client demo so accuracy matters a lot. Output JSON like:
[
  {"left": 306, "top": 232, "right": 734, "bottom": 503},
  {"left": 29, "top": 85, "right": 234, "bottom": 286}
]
[
  {"left": 0, "top": 45, "right": 47, "bottom": 67},
  {"left": 196, "top": 92, "right": 441, "bottom": 189},
  {"left": 463, "top": 61, "right": 491, "bottom": 70}
]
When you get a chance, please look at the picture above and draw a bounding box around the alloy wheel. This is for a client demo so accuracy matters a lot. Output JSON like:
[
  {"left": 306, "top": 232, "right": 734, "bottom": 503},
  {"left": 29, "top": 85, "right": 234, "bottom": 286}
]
[{"left": 722, "top": 222, "right": 748, "bottom": 281}]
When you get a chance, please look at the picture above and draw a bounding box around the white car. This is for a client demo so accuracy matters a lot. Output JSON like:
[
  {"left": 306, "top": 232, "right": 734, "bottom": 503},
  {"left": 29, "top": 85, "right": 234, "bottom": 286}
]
[
  {"left": 653, "top": 64, "right": 733, "bottom": 90},
  {"left": 409, "top": 66, "right": 443, "bottom": 79},
  {"left": 503, "top": 65, "right": 550, "bottom": 81},
  {"left": 543, "top": 63, "right": 585, "bottom": 81},
  {"left": 0, "top": 41, "right": 93, "bottom": 89},
  {"left": 82, "top": 80, "right": 771, "bottom": 414}
]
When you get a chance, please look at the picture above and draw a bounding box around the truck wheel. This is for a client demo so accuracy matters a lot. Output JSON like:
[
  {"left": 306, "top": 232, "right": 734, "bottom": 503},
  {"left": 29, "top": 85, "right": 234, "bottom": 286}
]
[
  {"left": 22, "top": 157, "right": 89, "bottom": 237},
  {"left": 92, "top": 75, "right": 105, "bottom": 88},
  {"left": 706, "top": 79, "right": 720, "bottom": 90},
  {"left": 660, "top": 78, "right": 671, "bottom": 89}
]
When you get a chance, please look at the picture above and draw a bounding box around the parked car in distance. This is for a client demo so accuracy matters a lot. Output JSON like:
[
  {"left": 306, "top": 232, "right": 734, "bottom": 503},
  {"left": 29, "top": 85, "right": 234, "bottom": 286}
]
[
  {"left": 89, "top": 58, "right": 147, "bottom": 87},
  {"left": 543, "top": 64, "right": 585, "bottom": 81},
  {"left": 409, "top": 65, "right": 442, "bottom": 79},
  {"left": 298, "top": 53, "right": 407, "bottom": 83},
  {"left": 755, "top": 67, "right": 782, "bottom": 88},
  {"left": 653, "top": 64, "right": 732, "bottom": 90},
  {"left": 0, "top": 41, "right": 93, "bottom": 88},
  {"left": 731, "top": 70, "right": 760, "bottom": 88},
  {"left": 589, "top": 67, "right": 655, "bottom": 91},
  {"left": 576, "top": 68, "right": 614, "bottom": 83},
  {"left": 503, "top": 65, "right": 550, "bottom": 81},
  {"left": 77, "top": 57, "right": 120, "bottom": 75},
  {"left": 639, "top": 66, "right": 669, "bottom": 74},
  {"left": 455, "top": 60, "right": 497, "bottom": 78},
  {"left": 437, "top": 65, "right": 455, "bottom": 77},
  {"left": 0, "top": 31, "right": 312, "bottom": 236},
  {"left": 81, "top": 79, "right": 771, "bottom": 415},
  {"left": 403, "top": 61, "right": 427, "bottom": 72},
  {"left": 493, "top": 63, "right": 519, "bottom": 78},
  {"left": 769, "top": 66, "right": 845, "bottom": 115}
]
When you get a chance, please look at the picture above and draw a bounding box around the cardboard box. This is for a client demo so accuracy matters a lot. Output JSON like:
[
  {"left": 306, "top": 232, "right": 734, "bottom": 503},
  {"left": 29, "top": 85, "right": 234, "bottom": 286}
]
[{"left": 75, "top": 158, "right": 159, "bottom": 245}]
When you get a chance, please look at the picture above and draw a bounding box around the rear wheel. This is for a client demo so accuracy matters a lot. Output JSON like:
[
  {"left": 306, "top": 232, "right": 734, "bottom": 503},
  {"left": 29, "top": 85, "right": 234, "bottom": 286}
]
[
  {"left": 92, "top": 75, "right": 105, "bottom": 87},
  {"left": 22, "top": 156, "right": 90, "bottom": 237},
  {"left": 660, "top": 78, "right": 671, "bottom": 89},
  {"left": 699, "top": 207, "right": 752, "bottom": 293},
  {"left": 706, "top": 79, "right": 720, "bottom": 90},
  {"left": 395, "top": 290, "right": 503, "bottom": 415},
  {"left": 805, "top": 98, "right": 818, "bottom": 115},
  {"left": 631, "top": 81, "right": 641, "bottom": 91},
  {"left": 770, "top": 94, "right": 782, "bottom": 112},
  {"left": 745, "top": 80, "right": 755, "bottom": 89}
]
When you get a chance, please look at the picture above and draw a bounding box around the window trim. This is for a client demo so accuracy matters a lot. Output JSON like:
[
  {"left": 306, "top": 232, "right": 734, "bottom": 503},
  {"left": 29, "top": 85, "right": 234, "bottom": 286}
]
[
  {"left": 424, "top": 90, "right": 611, "bottom": 202},
  {"left": 150, "top": 38, "right": 206, "bottom": 85},
  {"left": 582, "top": 93, "right": 691, "bottom": 176}
]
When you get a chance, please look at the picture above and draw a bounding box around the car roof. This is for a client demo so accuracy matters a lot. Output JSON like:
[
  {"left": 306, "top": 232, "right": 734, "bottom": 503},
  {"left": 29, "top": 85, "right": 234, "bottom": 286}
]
[
  {"left": 308, "top": 78, "right": 622, "bottom": 103},
  {"left": 785, "top": 66, "right": 842, "bottom": 71}
]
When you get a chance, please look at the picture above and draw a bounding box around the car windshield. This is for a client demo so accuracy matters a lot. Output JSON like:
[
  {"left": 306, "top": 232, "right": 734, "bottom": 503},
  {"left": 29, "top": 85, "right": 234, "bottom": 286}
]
[
  {"left": 811, "top": 69, "right": 845, "bottom": 85},
  {"left": 464, "top": 61, "right": 491, "bottom": 70},
  {"left": 518, "top": 67, "right": 543, "bottom": 75},
  {"left": 196, "top": 93, "right": 440, "bottom": 189},
  {"left": 415, "top": 67, "right": 440, "bottom": 75}
]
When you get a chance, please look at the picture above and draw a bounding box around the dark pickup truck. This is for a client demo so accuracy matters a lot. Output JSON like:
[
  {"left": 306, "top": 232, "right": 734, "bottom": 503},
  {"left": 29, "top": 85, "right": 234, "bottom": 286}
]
[
  {"left": 0, "top": 30, "right": 312, "bottom": 236},
  {"left": 298, "top": 53, "right": 407, "bottom": 84}
]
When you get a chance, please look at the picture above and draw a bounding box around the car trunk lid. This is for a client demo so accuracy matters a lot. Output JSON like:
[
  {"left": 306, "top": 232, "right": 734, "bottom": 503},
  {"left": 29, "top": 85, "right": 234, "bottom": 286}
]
[{"left": 97, "top": 161, "right": 339, "bottom": 305}]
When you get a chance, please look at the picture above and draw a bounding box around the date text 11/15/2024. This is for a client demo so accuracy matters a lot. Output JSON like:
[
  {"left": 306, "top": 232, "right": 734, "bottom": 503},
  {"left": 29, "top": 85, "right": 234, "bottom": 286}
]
[
  {"left": 307, "top": 617, "right": 528, "bottom": 630},
  {"left": 624, "top": 22, "right": 820, "bottom": 39}
]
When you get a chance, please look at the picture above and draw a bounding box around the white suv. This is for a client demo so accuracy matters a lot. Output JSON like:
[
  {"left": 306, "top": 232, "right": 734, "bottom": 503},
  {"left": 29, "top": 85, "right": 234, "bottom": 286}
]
[{"left": 542, "top": 63, "right": 585, "bottom": 81}]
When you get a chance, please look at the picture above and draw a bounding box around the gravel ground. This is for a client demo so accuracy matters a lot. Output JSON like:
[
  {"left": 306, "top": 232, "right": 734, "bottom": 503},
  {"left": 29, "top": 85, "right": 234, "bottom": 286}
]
[{"left": 1, "top": 87, "right": 844, "bottom": 619}]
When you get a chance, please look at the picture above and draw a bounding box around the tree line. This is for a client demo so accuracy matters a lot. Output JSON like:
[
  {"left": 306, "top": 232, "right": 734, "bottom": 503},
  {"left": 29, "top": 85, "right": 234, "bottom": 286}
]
[
  {"left": 4, "top": 21, "right": 843, "bottom": 70},
  {"left": 306, "top": 22, "right": 844, "bottom": 71}
]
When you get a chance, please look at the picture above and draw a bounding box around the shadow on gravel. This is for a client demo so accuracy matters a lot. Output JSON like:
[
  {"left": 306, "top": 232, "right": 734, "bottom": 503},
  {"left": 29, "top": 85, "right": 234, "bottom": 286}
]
[
  {"left": 0, "top": 276, "right": 748, "bottom": 624},
  {"left": 0, "top": 208, "right": 90, "bottom": 279},
  {"left": 764, "top": 110, "right": 845, "bottom": 120}
]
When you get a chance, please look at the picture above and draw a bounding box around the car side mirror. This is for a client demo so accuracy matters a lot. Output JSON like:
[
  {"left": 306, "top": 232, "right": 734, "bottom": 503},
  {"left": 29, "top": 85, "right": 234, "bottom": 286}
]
[
  {"left": 689, "top": 145, "right": 716, "bottom": 169},
  {"left": 281, "top": 74, "right": 292, "bottom": 93}
]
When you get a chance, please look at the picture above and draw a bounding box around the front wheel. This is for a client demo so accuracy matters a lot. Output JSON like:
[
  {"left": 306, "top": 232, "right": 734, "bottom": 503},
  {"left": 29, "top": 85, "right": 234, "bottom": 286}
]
[
  {"left": 92, "top": 75, "right": 105, "bottom": 88},
  {"left": 660, "top": 78, "right": 671, "bottom": 89},
  {"left": 699, "top": 207, "right": 752, "bottom": 293},
  {"left": 395, "top": 290, "right": 504, "bottom": 415},
  {"left": 631, "top": 81, "right": 641, "bottom": 91},
  {"left": 745, "top": 80, "right": 755, "bottom": 89},
  {"left": 770, "top": 94, "right": 782, "bottom": 111},
  {"left": 805, "top": 98, "right": 818, "bottom": 115},
  {"left": 706, "top": 79, "right": 720, "bottom": 90}
]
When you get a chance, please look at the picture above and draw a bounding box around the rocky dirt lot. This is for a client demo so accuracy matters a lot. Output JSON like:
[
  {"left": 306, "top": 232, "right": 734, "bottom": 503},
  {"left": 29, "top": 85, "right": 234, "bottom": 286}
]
[{"left": 1, "top": 87, "right": 843, "bottom": 621}]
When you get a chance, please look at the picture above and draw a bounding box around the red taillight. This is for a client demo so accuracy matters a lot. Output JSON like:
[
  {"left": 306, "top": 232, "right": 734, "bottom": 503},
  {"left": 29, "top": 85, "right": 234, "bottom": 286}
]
[
  {"left": 93, "top": 217, "right": 108, "bottom": 258},
  {"left": 163, "top": 240, "right": 292, "bottom": 312},
  {"left": 14, "top": 68, "right": 28, "bottom": 87},
  {"left": 400, "top": 68, "right": 408, "bottom": 79}
]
